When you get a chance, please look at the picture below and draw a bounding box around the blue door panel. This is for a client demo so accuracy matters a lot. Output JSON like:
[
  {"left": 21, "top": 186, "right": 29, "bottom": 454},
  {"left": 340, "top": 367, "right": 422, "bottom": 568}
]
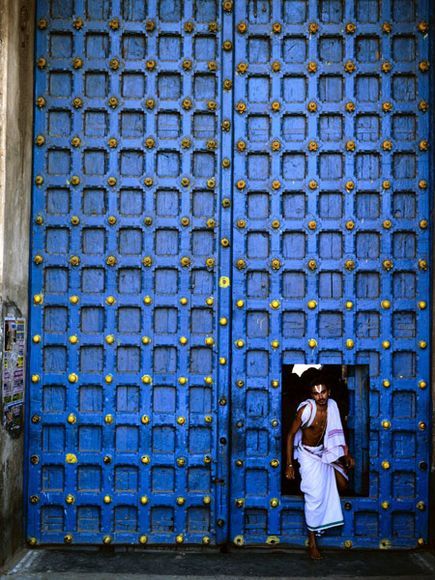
[
  {"left": 27, "top": 0, "right": 431, "bottom": 549},
  {"left": 229, "top": 0, "right": 430, "bottom": 549},
  {"left": 28, "top": 0, "right": 232, "bottom": 546}
]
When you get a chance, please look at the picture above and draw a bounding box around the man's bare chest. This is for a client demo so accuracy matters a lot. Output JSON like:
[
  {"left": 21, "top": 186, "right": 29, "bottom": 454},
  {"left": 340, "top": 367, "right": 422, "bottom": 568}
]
[{"left": 302, "top": 407, "right": 327, "bottom": 441}]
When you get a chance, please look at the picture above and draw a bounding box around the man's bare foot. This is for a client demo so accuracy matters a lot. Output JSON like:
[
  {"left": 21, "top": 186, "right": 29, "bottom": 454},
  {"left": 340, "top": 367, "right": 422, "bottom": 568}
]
[
  {"left": 307, "top": 532, "right": 323, "bottom": 560},
  {"left": 308, "top": 542, "right": 323, "bottom": 560}
]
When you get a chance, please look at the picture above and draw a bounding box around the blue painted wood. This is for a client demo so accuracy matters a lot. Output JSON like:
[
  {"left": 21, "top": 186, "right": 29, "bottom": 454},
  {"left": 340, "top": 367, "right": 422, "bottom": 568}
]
[
  {"left": 230, "top": 0, "right": 430, "bottom": 549},
  {"left": 27, "top": 0, "right": 431, "bottom": 549}
]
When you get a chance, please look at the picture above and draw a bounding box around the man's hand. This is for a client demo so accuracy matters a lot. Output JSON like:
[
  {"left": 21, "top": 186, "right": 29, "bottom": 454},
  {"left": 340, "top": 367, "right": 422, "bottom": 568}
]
[
  {"left": 344, "top": 454, "right": 355, "bottom": 470},
  {"left": 285, "top": 465, "right": 295, "bottom": 480}
]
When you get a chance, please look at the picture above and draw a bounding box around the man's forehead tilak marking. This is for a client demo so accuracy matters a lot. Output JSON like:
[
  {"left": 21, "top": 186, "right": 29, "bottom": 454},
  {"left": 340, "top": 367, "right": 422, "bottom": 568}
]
[{"left": 313, "top": 384, "right": 327, "bottom": 394}]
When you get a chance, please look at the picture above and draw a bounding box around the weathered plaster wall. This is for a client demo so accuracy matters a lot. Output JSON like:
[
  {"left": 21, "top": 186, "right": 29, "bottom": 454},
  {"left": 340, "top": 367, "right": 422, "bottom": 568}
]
[{"left": 0, "top": 0, "right": 35, "bottom": 568}]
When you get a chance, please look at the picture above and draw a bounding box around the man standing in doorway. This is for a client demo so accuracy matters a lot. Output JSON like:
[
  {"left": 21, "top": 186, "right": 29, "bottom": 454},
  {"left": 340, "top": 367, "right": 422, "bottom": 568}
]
[{"left": 285, "top": 376, "right": 354, "bottom": 559}]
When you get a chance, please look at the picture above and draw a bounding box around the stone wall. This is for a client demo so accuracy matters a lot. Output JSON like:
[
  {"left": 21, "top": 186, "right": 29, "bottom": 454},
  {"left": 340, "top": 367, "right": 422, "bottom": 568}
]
[{"left": 0, "top": 0, "right": 35, "bottom": 568}]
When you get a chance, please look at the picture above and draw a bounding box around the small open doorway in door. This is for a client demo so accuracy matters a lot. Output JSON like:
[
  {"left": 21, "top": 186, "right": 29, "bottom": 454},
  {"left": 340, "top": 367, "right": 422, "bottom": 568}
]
[{"left": 281, "top": 364, "right": 369, "bottom": 497}]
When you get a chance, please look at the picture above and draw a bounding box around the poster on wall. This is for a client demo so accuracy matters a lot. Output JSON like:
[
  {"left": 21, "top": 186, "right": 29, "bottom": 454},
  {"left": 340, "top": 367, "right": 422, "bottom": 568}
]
[{"left": 2, "top": 317, "right": 25, "bottom": 437}]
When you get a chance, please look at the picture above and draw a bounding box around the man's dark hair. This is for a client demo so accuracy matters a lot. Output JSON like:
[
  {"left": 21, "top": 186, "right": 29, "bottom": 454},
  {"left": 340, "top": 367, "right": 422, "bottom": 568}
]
[{"left": 308, "top": 371, "right": 330, "bottom": 391}]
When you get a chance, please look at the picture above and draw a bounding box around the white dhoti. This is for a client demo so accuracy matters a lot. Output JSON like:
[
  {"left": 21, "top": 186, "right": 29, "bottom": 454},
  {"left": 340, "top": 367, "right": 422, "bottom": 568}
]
[
  {"left": 297, "top": 443, "right": 345, "bottom": 532},
  {"left": 294, "top": 398, "right": 348, "bottom": 533}
]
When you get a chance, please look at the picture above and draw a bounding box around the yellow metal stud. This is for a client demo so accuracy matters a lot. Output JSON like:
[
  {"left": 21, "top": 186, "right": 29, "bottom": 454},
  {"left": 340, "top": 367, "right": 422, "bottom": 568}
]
[
  {"left": 103, "top": 495, "right": 111, "bottom": 504},
  {"left": 345, "top": 301, "right": 353, "bottom": 309},
  {"left": 31, "top": 374, "right": 40, "bottom": 383},
  {"left": 382, "top": 420, "right": 391, "bottom": 430},
  {"left": 105, "top": 375, "right": 113, "bottom": 384},
  {"left": 177, "top": 416, "right": 186, "bottom": 426},
  {"left": 104, "top": 414, "right": 113, "bottom": 424},
  {"left": 69, "top": 335, "right": 78, "bottom": 345},
  {"left": 271, "top": 258, "right": 281, "bottom": 270},
  {"left": 33, "top": 294, "right": 43, "bottom": 305},
  {"left": 65, "top": 494, "right": 75, "bottom": 505},
  {"left": 345, "top": 101, "right": 355, "bottom": 113},
  {"left": 418, "top": 380, "right": 427, "bottom": 389},
  {"left": 271, "top": 60, "right": 281, "bottom": 72},
  {"left": 142, "top": 375, "right": 152, "bottom": 385},
  {"left": 382, "top": 22, "right": 392, "bottom": 33},
  {"left": 271, "top": 100, "right": 281, "bottom": 112},
  {"left": 139, "top": 535, "right": 148, "bottom": 544},
  {"left": 68, "top": 373, "right": 78, "bottom": 384},
  {"left": 103, "top": 536, "right": 112, "bottom": 545},
  {"left": 382, "top": 379, "right": 391, "bottom": 388},
  {"left": 345, "top": 22, "right": 356, "bottom": 34},
  {"left": 308, "top": 338, "right": 317, "bottom": 348},
  {"left": 177, "top": 457, "right": 186, "bottom": 467},
  {"left": 141, "top": 455, "right": 150, "bottom": 464},
  {"left": 307, "top": 61, "right": 317, "bottom": 73},
  {"left": 419, "top": 100, "right": 429, "bottom": 112},
  {"left": 419, "top": 140, "right": 429, "bottom": 151},
  {"left": 382, "top": 101, "right": 393, "bottom": 113},
  {"left": 418, "top": 421, "right": 426, "bottom": 431},
  {"left": 381, "top": 460, "right": 390, "bottom": 470},
  {"left": 270, "top": 498, "right": 279, "bottom": 508},
  {"left": 219, "top": 357, "right": 227, "bottom": 365},
  {"left": 141, "top": 415, "right": 150, "bottom": 425},
  {"left": 140, "top": 496, "right": 148, "bottom": 505},
  {"left": 64, "top": 534, "right": 73, "bottom": 544},
  {"left": 346, "top": 339, "right": 354, "bottom": 349},
  {"left": 381, "top": 501, "right": 390, "bottom": 510},
  {"left": 182, "top": 59, "right": 192, "bottom": 71},
  {"left": 236, "top": 299, "right": 245, "bottom": 308},
  {"left": 344, "top": 60, "right": 356, "bottom": 73}
]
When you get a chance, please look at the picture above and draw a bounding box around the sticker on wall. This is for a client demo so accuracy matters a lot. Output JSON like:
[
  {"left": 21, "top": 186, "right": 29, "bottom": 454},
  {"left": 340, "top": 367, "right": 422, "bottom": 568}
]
[{"left": 2, "top": 317, "right": 26, "bottom": 437}]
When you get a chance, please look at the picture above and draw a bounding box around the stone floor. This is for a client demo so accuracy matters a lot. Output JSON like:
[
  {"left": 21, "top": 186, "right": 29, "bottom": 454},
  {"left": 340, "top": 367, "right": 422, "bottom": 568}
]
[{"left": 2, "top": 547, "right": 435, "bottom": 579}]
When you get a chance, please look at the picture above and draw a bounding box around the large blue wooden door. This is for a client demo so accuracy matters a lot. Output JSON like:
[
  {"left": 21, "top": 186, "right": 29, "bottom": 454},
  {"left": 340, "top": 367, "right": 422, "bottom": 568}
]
[
  {"left": 28, "top": 0, "right": 233, "bottom": 546},
  {"left": 27, "top": 0, "right": 431, "bottom": 549},
  {"left": 229, "top": 0, "right": 431, "bottom": 549}
]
